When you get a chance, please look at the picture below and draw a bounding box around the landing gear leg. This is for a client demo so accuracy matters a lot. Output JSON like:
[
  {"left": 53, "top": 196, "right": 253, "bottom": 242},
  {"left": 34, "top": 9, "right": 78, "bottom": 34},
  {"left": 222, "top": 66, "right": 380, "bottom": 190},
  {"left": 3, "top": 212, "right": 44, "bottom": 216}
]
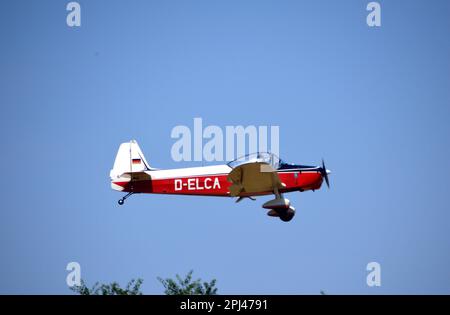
[
  {"left": 274, "top": 186, "right": 283, "bottom": 200},
  {"left": 118, "top": 192, "right": 134, "bottom": 205}
]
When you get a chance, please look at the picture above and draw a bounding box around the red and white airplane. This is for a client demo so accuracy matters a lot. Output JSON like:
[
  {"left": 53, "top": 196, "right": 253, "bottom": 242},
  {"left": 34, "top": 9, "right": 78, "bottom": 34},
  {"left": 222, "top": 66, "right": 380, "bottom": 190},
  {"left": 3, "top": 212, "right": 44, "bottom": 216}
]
[{"left": 110, "top": 140, "right": 331, "bottom": 222}]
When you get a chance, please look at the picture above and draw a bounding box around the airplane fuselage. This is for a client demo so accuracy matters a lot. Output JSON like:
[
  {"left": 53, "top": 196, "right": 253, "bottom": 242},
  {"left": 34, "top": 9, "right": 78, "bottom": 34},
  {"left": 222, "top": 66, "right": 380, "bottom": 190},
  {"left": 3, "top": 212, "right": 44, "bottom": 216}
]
[{"left": 112, "top": 164, "right": 324, "bottom": 197}]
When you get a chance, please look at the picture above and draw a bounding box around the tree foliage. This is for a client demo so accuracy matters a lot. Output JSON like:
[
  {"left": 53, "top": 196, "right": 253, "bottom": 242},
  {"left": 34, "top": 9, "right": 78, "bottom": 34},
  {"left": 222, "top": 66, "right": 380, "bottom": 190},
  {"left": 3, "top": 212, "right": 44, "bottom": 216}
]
[
  {"left": 71, "top": 278, "right": 143, "bottom": 295},
  {"left": 71, "top": 270, "right": 217, "bottom": 295},
  {"left": 157, "top": 270, "right": 218, "bottom": 295}
]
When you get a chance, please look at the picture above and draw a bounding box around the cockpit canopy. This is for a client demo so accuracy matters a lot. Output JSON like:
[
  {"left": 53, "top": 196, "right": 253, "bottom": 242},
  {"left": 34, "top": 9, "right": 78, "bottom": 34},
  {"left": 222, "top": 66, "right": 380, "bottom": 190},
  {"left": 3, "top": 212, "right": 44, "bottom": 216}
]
[
  {"left": 227, "top": 152, "right": 281, "bottom": 169},
  {"left": 227, "top": 152, "right": 316, "bottom": 170}
]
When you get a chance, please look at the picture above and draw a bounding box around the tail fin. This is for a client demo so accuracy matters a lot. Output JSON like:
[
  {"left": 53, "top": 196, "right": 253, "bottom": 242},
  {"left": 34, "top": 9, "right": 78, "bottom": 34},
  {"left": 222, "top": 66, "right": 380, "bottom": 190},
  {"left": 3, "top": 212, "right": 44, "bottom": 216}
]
[{"left": 110, "top": 140, "right": 153, "bottom": 180}]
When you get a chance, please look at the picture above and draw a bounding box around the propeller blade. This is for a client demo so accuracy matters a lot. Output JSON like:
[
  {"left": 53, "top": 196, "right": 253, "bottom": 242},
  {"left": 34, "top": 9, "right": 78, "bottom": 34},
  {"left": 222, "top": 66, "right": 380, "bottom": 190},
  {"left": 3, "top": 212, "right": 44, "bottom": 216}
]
[{"left": 321, "top": 159, "right": 330, "bottom": 188}]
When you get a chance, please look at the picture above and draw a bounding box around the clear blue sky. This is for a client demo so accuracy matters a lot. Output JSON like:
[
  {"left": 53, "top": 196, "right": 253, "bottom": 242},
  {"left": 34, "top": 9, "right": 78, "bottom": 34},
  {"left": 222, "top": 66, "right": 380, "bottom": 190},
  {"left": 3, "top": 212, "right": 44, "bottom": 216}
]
[{"left": 1, "top": 0, "right": 449, "bottom": 294}]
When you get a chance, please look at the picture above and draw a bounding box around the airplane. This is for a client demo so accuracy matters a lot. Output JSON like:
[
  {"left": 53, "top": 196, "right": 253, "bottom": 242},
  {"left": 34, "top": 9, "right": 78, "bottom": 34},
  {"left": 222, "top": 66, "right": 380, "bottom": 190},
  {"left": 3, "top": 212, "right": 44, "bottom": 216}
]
[{"left": 110, "top": 140, "right": 331, "bottom": 222}]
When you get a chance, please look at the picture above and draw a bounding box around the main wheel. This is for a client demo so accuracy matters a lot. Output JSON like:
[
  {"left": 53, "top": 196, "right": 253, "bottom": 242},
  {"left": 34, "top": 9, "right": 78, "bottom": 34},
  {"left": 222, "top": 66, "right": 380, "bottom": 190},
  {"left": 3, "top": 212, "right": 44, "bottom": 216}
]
[
  {"left": 279, "top": 213, "right": 293, "bottom": 222},
  {"left": 279, "top": 207, "right": 295, "bottom": 222},
  {"left": 118, "top": 199, "right": 124, "bottom": 205}
]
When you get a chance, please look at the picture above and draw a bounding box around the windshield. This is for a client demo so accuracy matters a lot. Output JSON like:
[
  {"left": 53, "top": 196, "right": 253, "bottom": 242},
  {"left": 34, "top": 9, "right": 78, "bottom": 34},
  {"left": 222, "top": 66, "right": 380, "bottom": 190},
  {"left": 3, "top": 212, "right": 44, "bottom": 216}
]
[{"left": 227, "top": 152, "right": 282, "bottom": 169}]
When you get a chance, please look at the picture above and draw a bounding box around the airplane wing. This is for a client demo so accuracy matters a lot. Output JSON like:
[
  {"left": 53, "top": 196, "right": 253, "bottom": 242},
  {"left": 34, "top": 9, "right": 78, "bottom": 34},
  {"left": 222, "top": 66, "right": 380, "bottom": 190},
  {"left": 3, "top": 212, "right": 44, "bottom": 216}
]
[{"left": 227, "top": 161, "right": 285, "bottom": 197}]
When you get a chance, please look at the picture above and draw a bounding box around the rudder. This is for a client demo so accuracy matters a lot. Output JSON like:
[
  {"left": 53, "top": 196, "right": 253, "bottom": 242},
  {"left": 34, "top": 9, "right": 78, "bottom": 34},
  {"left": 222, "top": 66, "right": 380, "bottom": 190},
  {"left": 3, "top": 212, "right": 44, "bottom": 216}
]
[{"left": 110, "top": 140, "right": 152, "bottom": 180}]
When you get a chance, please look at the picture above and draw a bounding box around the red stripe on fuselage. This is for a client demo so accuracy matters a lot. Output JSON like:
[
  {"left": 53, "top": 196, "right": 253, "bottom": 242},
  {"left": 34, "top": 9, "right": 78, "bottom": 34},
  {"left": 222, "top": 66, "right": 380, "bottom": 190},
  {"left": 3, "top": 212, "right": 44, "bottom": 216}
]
[{"left": 113, "top": 171, "right": 323, "bottom": 196}]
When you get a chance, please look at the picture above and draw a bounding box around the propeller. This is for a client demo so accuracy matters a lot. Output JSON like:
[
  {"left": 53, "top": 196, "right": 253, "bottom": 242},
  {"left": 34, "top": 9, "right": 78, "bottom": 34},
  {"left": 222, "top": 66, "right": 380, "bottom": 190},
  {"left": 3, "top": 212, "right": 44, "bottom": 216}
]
[{"left": 319, "top": 159, "right": 330, "bottom": 188}]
